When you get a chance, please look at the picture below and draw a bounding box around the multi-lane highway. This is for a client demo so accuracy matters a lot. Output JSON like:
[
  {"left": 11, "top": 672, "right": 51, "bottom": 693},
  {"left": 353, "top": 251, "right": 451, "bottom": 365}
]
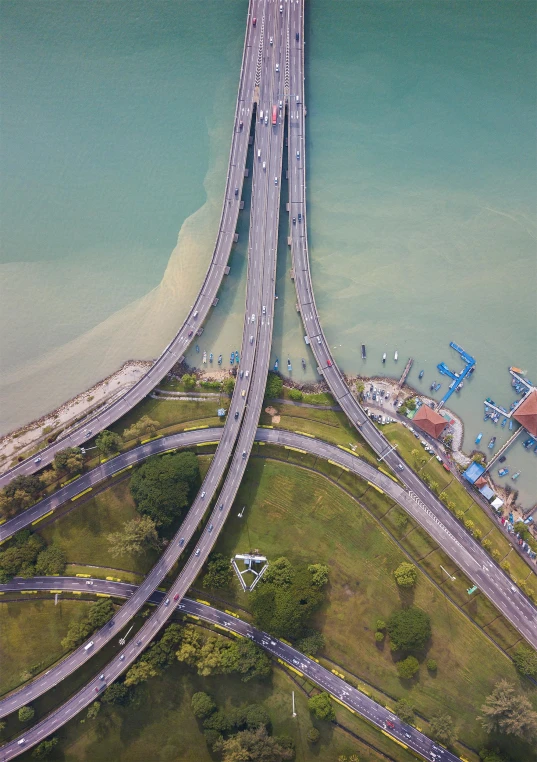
[
  {"left": 285, "top": 0, "right": 537, "bottom": 647},
  {"left": 0, "top": 0, "right": 260, "bottom": 491},
  {"left": 0, "top": 576, "right": 459, "bottom": 762}
]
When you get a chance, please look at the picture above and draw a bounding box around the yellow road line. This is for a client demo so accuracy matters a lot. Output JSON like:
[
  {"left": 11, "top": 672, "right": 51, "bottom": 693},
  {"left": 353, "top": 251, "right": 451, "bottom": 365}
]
[
  {"left": 75, "top": 574, "right": 91, "bottom": 578},
  {"left": 113, "top": 465, "right": 133, "bottom": 477},
  {"left": 214, "top": 624, "right": 229, "bottom": 632},
  {"left": 294, "top": 430, "right": 314, "bottom": 437},
  {"left": 184, "top": 425, "right": 209, "bottom": 431},
  {"left": 141, "top": 435, "right": 162, "bottom": 444},
  {"left": 378, "top": 466, "right": 399, "bottom": 483},
  {"left": 71, "top": 487, "right": 92, "bottom": 501},
  {"left": 195, "top": 599, "right": 210, "bottom": 606},
  {"left": 196, "top": 441, "right": 218, "bottom": 446},
  {"left": 96, "top": 593, "right": 110, "bottom": 598}
]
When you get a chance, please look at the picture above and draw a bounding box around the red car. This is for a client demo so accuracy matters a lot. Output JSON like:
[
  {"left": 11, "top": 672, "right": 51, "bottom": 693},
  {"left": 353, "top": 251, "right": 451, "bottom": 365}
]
[
  {"left": 327, "top": 359, "right": 332, "bottom": 367},
  {"left": 188, "top": 330, "right": 193, "bottom": 337},
  {"left": 386, "top": 720, "right": 395, "bottom": 729},
  {"left": 252, "top": 17, "right": 256, "bottom": 26},
  {"left": 173, "top": 593, "right": 180, "bottom": 601}
]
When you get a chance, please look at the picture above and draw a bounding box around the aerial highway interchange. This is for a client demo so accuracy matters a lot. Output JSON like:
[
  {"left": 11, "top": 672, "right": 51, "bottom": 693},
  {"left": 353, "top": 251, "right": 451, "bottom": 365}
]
[{"left": 1, "top": 0, "right": 535, "bottom": 758}]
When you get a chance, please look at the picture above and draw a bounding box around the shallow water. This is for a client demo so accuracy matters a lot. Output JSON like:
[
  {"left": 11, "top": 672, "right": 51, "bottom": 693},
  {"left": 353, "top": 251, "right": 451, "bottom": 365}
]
[{"left": 1, "top": 1, "right": 535, "bottom": 506}]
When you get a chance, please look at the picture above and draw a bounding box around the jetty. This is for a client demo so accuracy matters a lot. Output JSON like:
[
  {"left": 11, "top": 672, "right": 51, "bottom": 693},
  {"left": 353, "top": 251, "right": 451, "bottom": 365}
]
[
  {"left": 397, "top": 358, "right": 413, "bottom": 389},
  {"left": 436, "top": 342, "right": 476, "bottom": 410},
  {"left": 484, "top": 428, "right": 524, "bottom": 472}
]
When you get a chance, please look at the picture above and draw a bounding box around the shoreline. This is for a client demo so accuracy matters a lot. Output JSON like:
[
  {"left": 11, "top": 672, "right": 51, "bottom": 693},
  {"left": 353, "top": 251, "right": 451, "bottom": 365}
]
[
  {"left": 0, "top": 360, "right": 152, "bottom": 473},
  {"left": 0, "top": 361, "right": 527, "bottom": 517}
]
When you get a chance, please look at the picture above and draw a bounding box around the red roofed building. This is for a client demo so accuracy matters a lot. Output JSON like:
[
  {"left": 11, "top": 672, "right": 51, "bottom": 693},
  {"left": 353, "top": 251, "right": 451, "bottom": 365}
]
[
  {"left": 513, "top": 389, "right": 537, "bottom": 437},
  {"left": 412, "top": 405, "right": 448, "bottom": 439}
]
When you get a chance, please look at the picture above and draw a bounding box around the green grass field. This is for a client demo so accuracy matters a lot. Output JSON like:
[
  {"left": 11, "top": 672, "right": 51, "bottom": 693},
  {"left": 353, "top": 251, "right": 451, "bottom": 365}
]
[
  {"left": 0, "top": 599, "right": 92, "bottom": 696},
  {"left": 205, "top": 458, "right": 537, "bottom": 754}
]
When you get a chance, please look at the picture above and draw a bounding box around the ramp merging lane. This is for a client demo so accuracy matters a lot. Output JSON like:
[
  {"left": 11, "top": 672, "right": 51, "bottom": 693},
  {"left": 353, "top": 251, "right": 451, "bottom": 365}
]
[
  {"left": 286, "top": 0, "right": 537, "bottom": 648},
  {"left": 0, "top": 0, "right": 259, "bottom": 491},
  {"left": 0, "top": 577, "right": 459, "bottom": 762}
]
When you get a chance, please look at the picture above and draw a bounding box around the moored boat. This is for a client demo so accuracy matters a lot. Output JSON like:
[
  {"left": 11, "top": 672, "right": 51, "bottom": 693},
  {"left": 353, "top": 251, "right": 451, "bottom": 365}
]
[
  {"left": 394, "top": 350, "right": 398, "bottom": 361},
  {"left": 195, "top": 345, "right": 200, "bottom": 353},
  {"left": 274, "top": 358, "right": 279, "bottom": 372},
  {"left": 511, "top": 471, "right": 521, "bottom": 481},
  {"left": 287, "top": 358, "right": 292, "bottom": 372},
  {"left": 509, "top": 419, "right": 513, "bottom": 430},
  {"left": 202, "top": 351, "right": 207, "bottom": 364},
  {"left": 209, "top": 353, "right": 213, "bottom": 363},
  {"left": 218, "top": 354, "right": 222, "bottom": 365},
  {"left": 488, "top": 436, "right": 496, "bottom": 450},
  {"left": 501, "top": 417, "right": 507, "bottom": 427},
  {"left": 498, "top": 468, "right": 509, "bottom": 477},
  {"left": 235, "top": 350, "right": 240, "bottom": 364},
  {"left": 301, "top": 358, "right": 306, "bottom": 370},
  {"left": 475, "top": 433, "right": 483, "bottom": 445},
  {"left": 418, "top": 370, "right": 424, "bottom": 379},
  {"left": 230, "top": 352, "right": 234, "bottom": 365},
  {"left": 382, "top": 353, "right": 386, "bottom": 363},
  {"left": 361, "top": 344, "right": 366, "bottom": 359}
]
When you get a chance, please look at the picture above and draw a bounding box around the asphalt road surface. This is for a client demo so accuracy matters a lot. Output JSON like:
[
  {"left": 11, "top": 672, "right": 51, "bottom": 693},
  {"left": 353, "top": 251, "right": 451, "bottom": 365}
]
[{"left": 0, "top": 576, "right": 459, "bottom": 762}]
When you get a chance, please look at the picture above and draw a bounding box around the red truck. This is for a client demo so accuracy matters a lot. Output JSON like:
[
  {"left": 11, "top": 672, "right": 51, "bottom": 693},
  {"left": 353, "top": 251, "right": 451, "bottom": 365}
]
[{"left": 272, "top": 105, "right": 278, "bottom": 125}]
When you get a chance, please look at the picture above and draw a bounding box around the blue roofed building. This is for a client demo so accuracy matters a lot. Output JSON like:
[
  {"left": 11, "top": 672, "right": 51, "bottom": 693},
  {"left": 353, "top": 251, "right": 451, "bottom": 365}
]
[{"left": 463, "top": 461, "right": 486, "bottom": 484}]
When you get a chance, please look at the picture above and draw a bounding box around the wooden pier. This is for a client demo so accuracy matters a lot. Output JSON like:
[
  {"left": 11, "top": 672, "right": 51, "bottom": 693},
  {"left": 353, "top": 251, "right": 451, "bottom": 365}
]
[
  {"left": 398, "top": 358, "right": 413, "bottom": 389},
  {"left": 484, "top": 427, "right": 524, "bottom": 472}
]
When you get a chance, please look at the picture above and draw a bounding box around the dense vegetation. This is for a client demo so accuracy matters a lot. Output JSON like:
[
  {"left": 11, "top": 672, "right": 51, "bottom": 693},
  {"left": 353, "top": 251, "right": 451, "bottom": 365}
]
[
  {"left": 0, "top": 474, "right": 44, "bottom": 520},
  {"left": 0, "top": 530, "right": 66, "bottom": 582},
  {"left": 250, "top": 557, "right": 330, "bottom": 640},
  {"left": 61, "top": 599, "right": 114, "bottom": 650}
]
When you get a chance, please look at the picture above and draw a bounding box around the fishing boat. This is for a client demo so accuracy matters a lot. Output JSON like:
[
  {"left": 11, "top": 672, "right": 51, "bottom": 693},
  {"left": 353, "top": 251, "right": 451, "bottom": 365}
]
[
  {"left": 434, "top": 383, "right": 442, "bottom": 392},
  {"left": 235, "top": 351, "right": 239, "bottom": 364},
  {"left": 509, "top": 419, "right": 513, "bottom": 430},
  {"left": 488, "top": 436, "right": 496, "bottom": 450},
  {"left": 195, "top": 345, "right": 200, "bottom": 353},
  {"left": 218, "top": 354, "right": 223, "bottom": 365},
  {"left": 418, "top": 370, "right": 424, "bottom": 379},
  {"left": 209, "top": 353, "right": 213, "bottom": 363},
  {"left": 430, "top": 382, "right": 436, "bottom": 392},
  {"left": 287, "top": 358, "right": 292, "bottom": 372},
  {"left": 475, "top": 433, "right": 483, "bottom": 445},
  {"left": 274, "top": 358, "right": 279, "bottom": 372},
  {"left": 498, "top": 468, "right": 509, "bottom": 477},
  {"left": 501, "top": 417, "right": 507, "bottom": 428},
  {"left": 202, "top": 351, "right": 207, "bottom": 364},
  {"left": 301, "top": 358, "right": 306, "bottom": 370},
  {"left": 456, "top": 381, "right": 463, "bottom": 392},
  {"left": 394, "top": 350, "right": 398, "bottom": 361},
  {"left": 361, "top": 344, "right": 366, "bottom": 359},
  {"left": 230, "top": 352, "right": 234, "bottom": 365},
  {"left": 382, "top": 353, "right": 386, "bottom": 363},
  {"left": 512, "top": 471, "right": 521, "bottom": 481}
]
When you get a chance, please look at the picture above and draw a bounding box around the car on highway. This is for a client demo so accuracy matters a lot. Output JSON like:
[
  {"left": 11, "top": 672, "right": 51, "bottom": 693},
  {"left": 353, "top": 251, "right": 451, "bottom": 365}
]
[
  {"left": 279, "top": 4, "right": 283, "bottom": 12},
  {"left": 257, "top": 149, "right": 261, "bottom": 158},
  {"left": 241, "top": 390, "right": 246, "bottom": 397},
  {"left": 264, "top": 114, "right": 268, "bottom": 124},
  {"left": 298, "top": 212, "right": 302, "bottom": 221},
  {"left": 164, "top": 598, "right": 170, "bottom": 606},
  {"left": 18, "top": 739, "right": 25, "bottom": 746},
  {"left": 208, "top": 524, "right": 214, "bottom": 533},
  {"left": 262, "top": 160, "right": 266, "bottom": 169},
  {"left": 201, "top": 491, "right": 206, "bottom": 498},
  {"left": 99, "top": 674, "right": 105, "bottom": 680},
  {"left": 295, "top": 31, "right": 299, "bottom": 40},
  {"left": 174, "top": 593, "right": 180, "bottom": 601},
  {"left": 188, "top": 330, "right": 193, "bottom": 337},
  {"left": 262, "top": 305, "right": 266, "bottom": 314},
  {"left": 242, "top": 451, "right": 247, "bottom": 459},
  {"left": 327, "top": 359, "right": 332, "bottom": 367},
  {"left": 34, "top": 457, "right": 41, "bottom": 464},
  {"left": 234, "top": 187, "right": 239, "bottom": 196},
  {"left": 245, "top": 370, "right": 249, "bottom": 378},
  {"left": 269, "top": 36, "right": 273, "bottom": 45},
  {"left": 296, "top": 150, "right": 300, "bottom": 159},
  {"left": 240, "top": 370, "right": 244, "bottom": 378},
  {"left": 274, "top": 176, "right": 278, "bottom": 185},
  {"left": 234, "top": 411, "right": 239, "bottom": 420},
  {"left": 317, "top": 336, "right": 321, "bottom": 344},
  {"left": 179, "top": 537, "right": 185, "bottom": 546},
  {"left": 252, "top": 17, "right": 256, "bottom": 26},
  {"left": 195, "top": 549, "right": 201, "bottom": 557},
  {"left": 275, "top": 63, "right": 279, "bottom": 72},
  {"left": 386, "top": 720, "right": 395, "bottom": 729},
  {"left": 239, "top": 120, "right": 243, "bottom": 130},
  {"left": 86, "top": 580, "right": 93, "bottom": 586},
  {"left": 292, "top": 216, "right": 296, "bottom": 224},
  {"left": 296, "top": 94, "right": 300, "bottom": 102},
  {"left": 84, "top": 641, "right": 94, "bottom": 651},
  {"left": 251, "top": 313, "right": 255, "bottom": 321},
  {"left": 396, "top": 464, "right": 404, "bottom": 471},
  {"left": 250, "top": 335, "right": 254, "bottom": 344},
  {"left": 120, "top": 654, "right": 125, "bottom": 661},
  {"left": 219, "top": 503, "right": 224, "bottom": 511}
]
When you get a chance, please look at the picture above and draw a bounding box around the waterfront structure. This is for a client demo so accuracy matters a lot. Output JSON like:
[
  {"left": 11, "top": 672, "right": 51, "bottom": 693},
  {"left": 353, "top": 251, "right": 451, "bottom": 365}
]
[
  {"left": 412, "top": 404, "right": 448, "bottom": 439},
  {"left": 513, "top": 388, "right": 537, "bottom": 436}
]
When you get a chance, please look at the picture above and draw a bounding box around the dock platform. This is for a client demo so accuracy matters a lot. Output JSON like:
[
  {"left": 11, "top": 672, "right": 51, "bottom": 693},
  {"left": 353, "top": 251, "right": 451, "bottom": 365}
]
[
  {"left": 436, "top": 342, "right": 476, "bottom": 410},
  {"left": 398, "top": 358, "right": 413, "bottom": 388}
]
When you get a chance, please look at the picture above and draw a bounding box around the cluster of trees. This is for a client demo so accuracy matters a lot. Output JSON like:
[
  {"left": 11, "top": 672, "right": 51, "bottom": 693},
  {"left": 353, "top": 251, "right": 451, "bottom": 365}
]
[
  {"left": 0, "top": 530, "right": 66, "bottom": 583},
  {"left": 308, "top": 692, "right": 335, "bottom": 722},
  {"left": 129, "top": 451, "right": 200, "bottom": 529},
  {"left": 95, "top": 430, "right": 122, "bottom": 457},
  {"left": 386, "top": 607, "right": 431, "bottom": 652},
  {"left": 53, "top": 447, "right": 83, "bottom": 477},
  {"left": 265, "top": 372, "right": 283, "bottom": 399},
  {"left": 250, "top": 557, "right": 329, "bottom": 640},
  {"left": 31, "top": 738, "right": 58, "bottom": 760},
  {"left": 61, "top": 599, "right": 114, "bottom": 651},
  {"left": 512, "top": 644, "right": 537, "bottom": 679},
  {"left": 0, "top": 474, "right": 44, "bottom": 520},
  {"left": 479, "top": 680, "right": 537, "bottom": 743},
  {"left": 175, "top": 624, "right": 271, "bottom": 682},
  {"left": 202, "top": 553, "right": 233, "bottom": 589},
  {"left": 289, "top": 388, "right": 303, "bottom": 401},
  {"left": 398, "top": 398, "right": 416, "bottom": 416},
  {"left": 122, "top": 415, "right": 159, "bottom": 444},
  {"left": 393, "top": 561, "right": 418, "bottom": 588},
  {"left": 107, "top": 515, "right": 161, "bottom": 559},
  {"left": 192, "top": 691, "right": 294, "bottom": 761}
]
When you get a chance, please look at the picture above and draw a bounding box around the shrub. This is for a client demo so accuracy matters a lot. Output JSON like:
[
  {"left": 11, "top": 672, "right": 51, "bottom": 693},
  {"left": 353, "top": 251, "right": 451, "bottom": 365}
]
[
  {"left": 18, "top": 705, "right": 35, "bottom": 722},
  {"left": 375, "top": 631, "right": 385, "bottom": 642},
  {"left": 265, "top": 372, "right": 283, "bottom": 398},
  {"left": 191, "top": 692, "right": 216, "bottom": 719},
  {"left": 289, "top": 388, "right": 303, "bottom": 401},
  {"left": 427, "top": 659, "right": 438, "bottom": 672},
  {"left": 308, "top": 692, "right": 335, "bottom": 721},
  {"left": 393, "top": 562, "right": 418, "bottom": 588},
  {"left": 387, "top": 607, "right": 431, "bottom": 652},
  {"left": 307, "top": 727, "right": 321, "bottom": 744},
  {"left": 396, "top": 656, "right": 420, "bottom": 679}
]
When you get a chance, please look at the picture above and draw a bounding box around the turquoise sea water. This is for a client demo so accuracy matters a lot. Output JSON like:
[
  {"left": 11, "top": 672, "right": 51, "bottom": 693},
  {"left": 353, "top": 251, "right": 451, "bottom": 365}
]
[{"left": 1, "top": 1, "right": 535, "bottom": 505}]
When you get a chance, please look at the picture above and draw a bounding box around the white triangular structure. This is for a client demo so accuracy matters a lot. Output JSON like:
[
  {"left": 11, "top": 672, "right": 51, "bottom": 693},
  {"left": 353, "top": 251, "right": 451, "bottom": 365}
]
[{"left": 231, "top": 552, "right": 269, "bottom": 592}]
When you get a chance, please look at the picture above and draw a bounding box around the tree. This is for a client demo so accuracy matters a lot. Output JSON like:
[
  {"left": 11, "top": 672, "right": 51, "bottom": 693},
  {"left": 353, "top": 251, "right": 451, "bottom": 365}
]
[
  {"left": 393, "top": 562, "right": 418, "bottom": 588},
  {"left": 265, "top": 372, "right": 283, "bottom": 399},
  {"left": 375, "top": 631, "right": 385, "bottom": 642},
  {"left": 308, "top": 692, "right": 335, "bottom": 721},
  {"left": 427, "top": 659, "right": 438, "bottom": 672},
  {"left": 387, "top": 607, "right": 431, "bottom": 652},
  {"left": 107, "top": 515, "right": 161, "bottom": 558},
  {"left": 202, "top": 553, "right": 233, "bottom": 589},
  {"left": 220, "top": 638, "right": 272, "bottom": 683},
  {"left": 306, "top": 727, "right": 320, "bottom": 744},
  {"left": 0, "top": 721, "right": 5, "bottom": 736},
  {"left": 264, "top": 557, "right": 293, "bottom": 586},
  {"left": 221, "top": 726, "right": 294, "bottom": 762},
  {"left": 394, "top": 698, "right": 415, "bottom": 724},
  {"left": 512, "top": 645, "right": 537, "bottom": 679},
  {"left": 297, "top": 631, "right": 325, "bottom": 656},
  {"left": 130, "top": 451, "right": 200, "bottom": 528},
  {"left": 101, "top": 682, "right": 131, "bottom": 705},
  {"left": 86, "top": 701, "right": 101, "bottom": 720},
  {"left": 95, "top": 430, "right": 122, "bottom": 457},
  {"left": 479, "top": 748, "right": 510, "bottom": 762},
  {"left": 125, "top": 660, "right": 158, "bottom": 686},
  {"left": 0, "top": 475, "right": 44, "bottom": 519},
  {"left": 222, "top": 376, "right": 235, "bottom": 395},
  {"left": 396, "top": 656, "right": 420, "bottom": 679},
  {"left": 122, "top": 415, "right": 159, "bottom": 443},
  {"left": 53, "top": 447, "right": 83, "bottom": 476},
  {"left": 61, "top": 620, "right": 92, "bottom": 650},
  {"left": 87, "top": 598, "right": 114, "bottom": 629},
  {"left": 0, "top": 531, "right": 45, "bottom": 582},
  {"left": 182, "top": 373, "right": 197, "bottom": 391},
  {"left": 430, "top": 713, "right": 456, "bottom": 746},
  {"left": 243, "top": 704, "right": 271, "bottom": 730},
  {"left": 192, "top": 692, "right": 216, "bottom": 719},
  {"left": 289, "top": 388, "right": 303, "bottom": 401},
  {"left": 308, "top": 563, "right": 330, "bottom": 587},
  {"left": 31, "top": 738, "right": 58, "bottom": 759},
  {"left": 18, "top": 705, "right": 35, "bottom": 722},
  {"left": 479, "top": 680, "right": 537, "bottom": 742},
  {"left": 34, "top": 544, "right": 67, "bottom": 576}
]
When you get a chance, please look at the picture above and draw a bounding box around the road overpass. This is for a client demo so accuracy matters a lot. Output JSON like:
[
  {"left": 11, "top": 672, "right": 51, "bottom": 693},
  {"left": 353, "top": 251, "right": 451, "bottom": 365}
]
[
  {"left": 1, "top": 424, "right": 536, "bottom": 727},
  {"left": 0, "top": 577, "right": 460, "bottom": 762},
  {"left": 0, "top": 0, "right": 261, "bottom": 491}
]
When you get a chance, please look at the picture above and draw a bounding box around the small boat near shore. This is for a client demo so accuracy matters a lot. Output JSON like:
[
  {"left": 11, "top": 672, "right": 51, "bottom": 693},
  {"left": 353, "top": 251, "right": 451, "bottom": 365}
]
[
  {"left": 475, "top": 433, "right": 483, "bottom": 445},
  {"left": 301, "top": 358, "right": 306, "bottom": 370},
  {"left": 235, "top": 350, "right": 240, "bottom": 364},
  {"left": 287, "top": 358, "right": 292, "bottom": 372},
  {"left": 361, "top": 344, "right": 366, "bottom": 359},
  {"left": 202, "top": 351, "right": 207, "bottom": 364},
  {"left": 209, "top": 353, "right": 213, "bottom": 363},
  {"left": 488, "top": 436, "right": 496, "bottom": 450},
  {"left": 498, "top": 468, "right": 509, "bottom": 477},
  {"left": 218, "top": 354, "right": 222, "bottom": 365},
  {"left": 501, "top": 417, "right": 507, "bottom": 428},
  {"left": 230, "top": 352, "right": 234, "bottom": 365},
  {"left": 394, "top": 350, "right": 398, "bottom": 361},
  {"left": 195, "top": 345, "right": 200, "bottom": 353},
  {"left": 382, "top": 353, "right": 386, "bottom": 363},
  {"left": 274, "top": 358, "right": 279, "bottom": 372},
  {"left": 512, "top": 471, "right": 521, "bottom": 481},
  {"left": 418, "top": 370, "right": 424, "bottom": 379}
]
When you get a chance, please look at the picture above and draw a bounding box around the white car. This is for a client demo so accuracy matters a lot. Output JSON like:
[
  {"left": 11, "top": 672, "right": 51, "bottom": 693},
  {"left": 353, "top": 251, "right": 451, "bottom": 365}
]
[
  {"left": 201, "top": 491, "right": 206, "bottom": 498},
  {"left": 250, "top": 335, "right": 254, "bottom": 344},
  {"left": 262, "top": 160, "right": 266, "bottom": 169},
  {"left": 195, "top": 549, "right": 201, "bottom": 557},
  {"left": 86, "top": 580, "right": 94, "bottom": 586},
  {"left": 264, "top": 115, "right": 268, "bottom": 125},
  {"left": 276, "top": 63, "right": 279, "bottom": 72},
  {"left": 34, "top": 457, "right": 41, "bottom": 464},
  {"left": 257, "top": 149, "right": 261, "bottom": 158},
  {"left": 269, "top": 36, "right": 273, "bottom": 45},
  {"left": 251, "top": 313, "right": 256, "bottom": 321},
  {"left": 245, "top": 370, "right": 249, "bottom": 378},
  {"left": 262, "top": 305, "right": 266, "bottom": 314}
]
